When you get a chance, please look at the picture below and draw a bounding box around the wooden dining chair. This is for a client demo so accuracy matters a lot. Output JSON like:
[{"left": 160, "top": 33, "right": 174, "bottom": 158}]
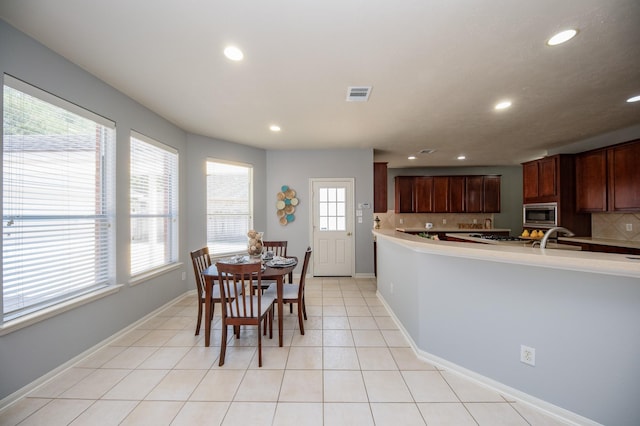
[
  {"left": 216, "top": 261, "right": 275, "bottom": 367},
  {"left": 264, "top": 247, "right": 312, "bottom": 335},
  {"left": 190, "top": 247, "right": 243, "bottom": 336},
  {"left": 253, "top": 240, "right": 290, "bottom": 294}
]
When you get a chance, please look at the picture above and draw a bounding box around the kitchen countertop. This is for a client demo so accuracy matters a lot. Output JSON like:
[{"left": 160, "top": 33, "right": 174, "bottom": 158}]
[
  {"left": 559, "top": 236, "right": 640, "bottom": 250},
  {"left": 447, "top": 232, "right": 582, "bottom": 250},
  {"left": 374, "top": 229, "right": 640, "bottom": 279},
  {"left": 395, "top": 227, "right": 511, "bottom": 233}
]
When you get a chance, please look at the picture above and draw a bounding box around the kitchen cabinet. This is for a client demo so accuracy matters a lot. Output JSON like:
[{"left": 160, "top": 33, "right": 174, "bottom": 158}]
[
  {"left": 483, "top": 175, "right": 501, "bottom": 213},
  {"left": 395, "top": 175, "right": 499, "bottom": 213},
  {"left": 395, "top": 176, "right": 415, "bottom": 213},
  {"left": 576, "top": 149, "right": 607, "bottom": 212},
  {"left": 522, "top": 154, "right": 591, "bottom": 235},
  {"left": 414, "top": 176, "right": 434, "bottom": 212},
  {"left": 608, "top": 141, "right": 640, "bottom": 211},
  {"left": 522, "top": 156, "right": 558, "bottom": 203},
  {"left": 373, "top": 162, "right": 388, "bottom": 213},
  {"left": 576, "top": 139, "right": 640, "bottom": 212},
  {"left": 466, "top": 176, "right": 501, "bottom": 213}
]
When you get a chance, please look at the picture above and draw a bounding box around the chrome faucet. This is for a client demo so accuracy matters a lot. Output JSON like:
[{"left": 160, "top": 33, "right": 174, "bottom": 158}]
[{"left": 540, "top": 226, "right": 575, "bottom": 249}]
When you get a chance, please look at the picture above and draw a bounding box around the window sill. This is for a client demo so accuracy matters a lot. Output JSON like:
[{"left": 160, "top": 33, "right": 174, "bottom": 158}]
[
  {"left": 129, "top": 262, "right": 184, "bottom": 287},
  {"left": 0, "top": 284, "right": 123, "bottom": 336}
]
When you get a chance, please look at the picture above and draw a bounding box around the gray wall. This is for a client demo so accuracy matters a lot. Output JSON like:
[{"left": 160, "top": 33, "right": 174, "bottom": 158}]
[
  {"left": 0, "top": 21, "right": 191, "bottom": 399},
  {"left": 377, "top": 235, "right": 640, "bottom": 426},
  {"left": 266, "top": 149, "right": 375, "bottom": 276},
  {"left": 388, "top": 166, "right": 523, "bottom": 235}
]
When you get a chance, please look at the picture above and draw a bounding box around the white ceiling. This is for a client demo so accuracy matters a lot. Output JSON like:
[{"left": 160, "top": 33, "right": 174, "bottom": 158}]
[{"left": 1, "top": 0, "right": 639, "bottom": 168}]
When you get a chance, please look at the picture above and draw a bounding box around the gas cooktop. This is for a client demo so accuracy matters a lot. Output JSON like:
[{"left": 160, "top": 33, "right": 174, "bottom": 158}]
[{"left": 469, "top": 234, "right": 524, "bottom": 242}]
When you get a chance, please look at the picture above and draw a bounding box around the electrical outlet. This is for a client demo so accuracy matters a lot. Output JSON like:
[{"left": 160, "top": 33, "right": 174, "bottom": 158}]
[
  {"left": 626, "top": 223, "right": 633, "bottom": 232},
  {"left": 390, "top": 282, "right": 394, "bottom": 293},
  {"left": 181, "top": 272, "right": 186, "bottom": 281},
  {"left": 520, "top": 345, "right": 536, "bottom": 366},
  {"left": 473, "top": 219, "right": 477, "bottom": 224},
  {"left": 442, "top": 218, "right": 447, "bottom": 225},
  {"left": 399, "top": 218, "right": 404, "bottom": 225}
]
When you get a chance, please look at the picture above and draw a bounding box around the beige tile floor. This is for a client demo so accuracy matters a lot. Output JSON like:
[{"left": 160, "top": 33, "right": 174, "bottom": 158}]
[{"left": 0, "top": 277, "right": 570, "bottom": 425}]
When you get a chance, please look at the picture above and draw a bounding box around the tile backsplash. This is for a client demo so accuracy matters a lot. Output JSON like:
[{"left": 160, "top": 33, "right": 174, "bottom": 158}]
[
  {"left": 374, "top": 211, "right": 495, "bottom": 230},
  {"left": 592, "top": 213, "right": 640, "bottom": 242}
]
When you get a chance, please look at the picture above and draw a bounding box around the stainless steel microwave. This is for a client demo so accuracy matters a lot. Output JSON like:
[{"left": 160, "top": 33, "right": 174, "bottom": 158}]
[{"left": 523, "top": 202, "right": 557, "bottom": 228}]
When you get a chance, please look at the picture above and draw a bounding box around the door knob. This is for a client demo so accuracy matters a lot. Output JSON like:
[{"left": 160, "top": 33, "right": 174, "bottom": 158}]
[{"left": 347, "top": 232, "right": 352, "bottom": 236}]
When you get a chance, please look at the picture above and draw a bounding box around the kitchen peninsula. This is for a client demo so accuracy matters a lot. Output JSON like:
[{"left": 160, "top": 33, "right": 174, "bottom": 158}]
[{"left": 373, "top": 229, "right": 640, "bottom": 426}]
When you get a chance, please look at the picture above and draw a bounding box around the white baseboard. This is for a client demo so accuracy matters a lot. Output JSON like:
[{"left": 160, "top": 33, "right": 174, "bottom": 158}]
[
  {"left": 376, "top": 291, "right": 602, "bottom": 426},
  {"left": 0, "top": 291, "right": 195, "bottom": 413}
]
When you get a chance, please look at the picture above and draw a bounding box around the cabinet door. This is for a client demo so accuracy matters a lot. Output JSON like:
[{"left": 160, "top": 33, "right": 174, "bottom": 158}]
[
  {"left": 394, "top": 176, "right": 414, "bottom": 213},
  {"left": 465, "top": 176, "right": 483, "bottom": 213},
  {"left": 433, "top": 177, "right": 449, "bottom": 212},
  {"left": 538, "top": 156, "right": 558, "bottom": 198},
  {"left": 373, "top": 162, "right": 388, "bottom": 213},
  {"left": 522, "top": 162, "right": 539, "bottom": 203},
  {"left": 576, "top": 150, "right": 607, "bottom": 212},
  {"left": 608, "top": 141, "right": 640, "bottom": 211},
  {"left": 414, "top": 177, "right": 434, "bottom": 212},
  {"left": 483, "top": 176, "right": 501, "bottom": 212},
  {"left": 449, "top": 176, "right": 466, "bottom": 213}
]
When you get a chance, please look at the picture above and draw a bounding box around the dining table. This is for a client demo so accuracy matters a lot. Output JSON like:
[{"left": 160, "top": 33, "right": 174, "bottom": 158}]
[{"left": 201, "top": 257, "right": 298, "bottom": 347}]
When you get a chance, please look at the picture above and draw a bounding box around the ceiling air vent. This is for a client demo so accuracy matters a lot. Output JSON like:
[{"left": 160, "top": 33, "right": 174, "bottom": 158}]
[
  {"left": 346, "top": 86, "right": 372, "bottom": 102},
  {"left": 419, "top": 149, "right": 436, "bottom": 155}
]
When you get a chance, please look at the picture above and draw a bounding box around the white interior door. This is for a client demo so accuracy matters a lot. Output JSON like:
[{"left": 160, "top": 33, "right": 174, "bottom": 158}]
[{"left": 310, "top": 179, "right": 354, "bottom": 276}]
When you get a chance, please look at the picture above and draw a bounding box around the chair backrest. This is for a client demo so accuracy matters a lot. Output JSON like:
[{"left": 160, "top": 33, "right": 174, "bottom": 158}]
[
  {"left": 215, "top": 261, "right": 264, "bottom": 319},
  {"left": 190, "top": 247, "right": 211, "bottom": 301},
  {"left": 263, "top": 240, "right": 287, "bottom": 257},
  {"left": 297, "top": 247, "right": 312, "bottom": 298}
]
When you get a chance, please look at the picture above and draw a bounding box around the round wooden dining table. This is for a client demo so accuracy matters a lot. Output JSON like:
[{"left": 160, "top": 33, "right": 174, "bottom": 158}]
[{"left": 201, "top": 259, "right": 298, "bottom": 347}]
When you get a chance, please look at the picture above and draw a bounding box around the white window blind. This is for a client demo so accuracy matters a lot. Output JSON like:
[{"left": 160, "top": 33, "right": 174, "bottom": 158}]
[
  {"left": 130, "top": 132, "right": 178, "bottom": 276},
  {"left": 2, "top": 75, "right": 115, "bottom": 322},
  {"left": 206, "top": 160, "right": 253, "bottom": 256}
]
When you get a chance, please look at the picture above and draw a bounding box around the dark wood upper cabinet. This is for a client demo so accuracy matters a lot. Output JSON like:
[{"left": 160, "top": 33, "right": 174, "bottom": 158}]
[
  {"left": 465, "top": 176, "right": 483, "bottom": 213},
  {"left": 483, "top": 176, "right": 501, "bottom": 213},
  {"left": 522, "top": 156, "right": 558, "bottom": 204},
  {"left": 395, "top": 174, "right": 500, "bottom": 213},
  {"left": 608, "top": 141, "right": 640, "bottom": 212},
  {"left": 433, "top": 177, "right": 449, "bottom": 212},
  {"left": 373, "top": 162, "right": 388, "bottom": 213},
  {"left": 448, "top": 176, "right": 466, "bottom": 213},
  {"left": 394, "top": 176, "right": 414, "bottom": 213},
  {"left": 414, "top": 176, "right": 434, "bottom": 213},
  {"left": 576, "top": 140, "right": 640, "bottom": 213},
  {"left": 576, "top": 149, "right": 607, "bottom": 212}
]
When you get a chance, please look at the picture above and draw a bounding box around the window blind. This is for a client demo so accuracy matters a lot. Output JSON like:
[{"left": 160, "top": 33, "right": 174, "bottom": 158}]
[
  {"left": 206, "top": 160, "right": 253, "bottom": 256},
  {"left": 130, "top": 132, "right": 178, "bottom": 276},
  {"left": 2, "top": 75, "right": 115, "bottom": 321}
]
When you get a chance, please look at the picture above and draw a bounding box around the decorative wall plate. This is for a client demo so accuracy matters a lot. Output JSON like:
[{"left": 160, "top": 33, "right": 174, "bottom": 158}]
[{"left": 277, "top": 185, "right": 298, "bottom": 225}]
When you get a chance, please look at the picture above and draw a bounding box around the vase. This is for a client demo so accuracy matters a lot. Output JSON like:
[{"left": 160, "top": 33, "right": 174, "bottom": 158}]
[{"left": 247, "top": 230, "right": 264, "bottom": 258}]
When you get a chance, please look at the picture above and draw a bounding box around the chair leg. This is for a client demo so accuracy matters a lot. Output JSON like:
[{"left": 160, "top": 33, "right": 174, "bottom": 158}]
[
  {"left": 219, "top": 321, "right": 228, "bottom": 366},
  {"left": 257, "top": 323, "right": 263, "bottom": 367},
  {"left": 269, "top": 307, "right": 273, "bottom": 339},
  {"left": 297, "top": 302, "right": 305, "bottom": 335},
  {"left": 303, "top": 298, "right": 307, "bottom": 320},
  {"left": 195, "top": 300, "right": 203, "bottom": 336}
]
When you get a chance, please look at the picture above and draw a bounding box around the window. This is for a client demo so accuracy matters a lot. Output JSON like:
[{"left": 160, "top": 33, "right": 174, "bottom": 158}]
[
  {"left": 318, "top": 186, "right": 346, "bottom": 231},
  {"left": 207, "top": 160, "right": 253, "bottom": 256},
  {"left": 130, "top": 132, "right": 178, "bottom": 276},
  {"left": 2, "top": 75, "right": 115, "bottom": 322}
]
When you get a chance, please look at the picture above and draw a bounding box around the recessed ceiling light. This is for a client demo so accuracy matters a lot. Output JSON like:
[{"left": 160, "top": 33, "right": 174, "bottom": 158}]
[
  {"left": 626, "top": 95, "right": 640, "bottom": 103},
  {"left": 457, "top": 155, "right": 466, "bottom": 160},
  {"left": 269, "top": 125, "right": 281, "bottom": 132},
  {"left": 408, "top": 156, "right": 416, "bottom": 160},
  {"left": 494, "top": 100, "right": 512, "bottom": 110},
  {"left": 547, "top": 29, "right": 578, "bottom": 46},
  {"left": 224, "top": 46, "right": 244, "bottom": 61}
]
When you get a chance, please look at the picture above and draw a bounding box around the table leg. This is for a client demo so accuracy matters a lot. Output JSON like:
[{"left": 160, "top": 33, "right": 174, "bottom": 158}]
[
  {"left": 277, "top": 276, "right": 283, "bottom": 347},
  {"left": 204, "top": 278, "right": 212, "bottom": 347}
]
